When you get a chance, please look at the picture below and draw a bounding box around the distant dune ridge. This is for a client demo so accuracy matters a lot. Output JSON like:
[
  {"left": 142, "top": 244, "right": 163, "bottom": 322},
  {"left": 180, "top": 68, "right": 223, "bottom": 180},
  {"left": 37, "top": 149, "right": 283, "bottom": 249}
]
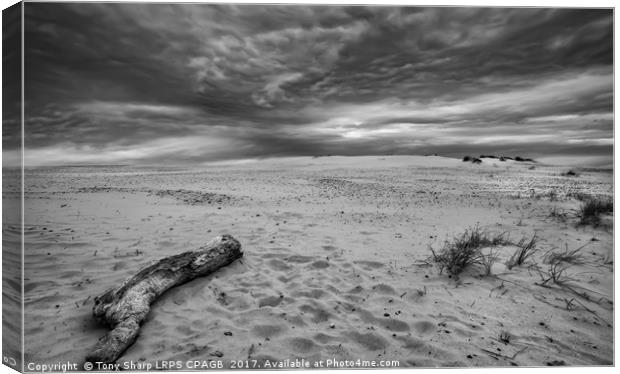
[{"left": 12, "top": 155, "right": 612, "bottom": 367}]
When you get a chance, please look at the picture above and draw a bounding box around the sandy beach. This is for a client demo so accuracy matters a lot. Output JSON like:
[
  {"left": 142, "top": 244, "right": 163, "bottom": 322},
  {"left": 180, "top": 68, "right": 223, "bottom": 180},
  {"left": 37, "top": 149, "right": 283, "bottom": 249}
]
[{"left": 4, "top": 155, "right": 611, "bottom": 368}]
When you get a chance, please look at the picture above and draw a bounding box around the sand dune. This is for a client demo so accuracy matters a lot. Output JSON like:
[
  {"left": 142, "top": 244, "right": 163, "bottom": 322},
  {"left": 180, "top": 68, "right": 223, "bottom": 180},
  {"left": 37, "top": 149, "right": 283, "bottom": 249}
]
[{"left": 10, "top": 155, "right": 613, "bottom": 368}]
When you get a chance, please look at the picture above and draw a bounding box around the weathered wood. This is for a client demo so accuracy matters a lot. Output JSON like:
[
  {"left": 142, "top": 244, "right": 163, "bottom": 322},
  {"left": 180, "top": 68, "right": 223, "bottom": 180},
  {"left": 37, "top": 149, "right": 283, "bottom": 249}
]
[{"left": 85, "top": 235, "right": 242, "bottom": 364}]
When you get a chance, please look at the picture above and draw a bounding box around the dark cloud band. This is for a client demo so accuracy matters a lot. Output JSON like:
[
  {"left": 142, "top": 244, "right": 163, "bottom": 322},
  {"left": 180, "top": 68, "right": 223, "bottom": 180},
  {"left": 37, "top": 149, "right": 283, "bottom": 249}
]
[{"left": 9, "top": 4, "right": 613, "bottom": 166}]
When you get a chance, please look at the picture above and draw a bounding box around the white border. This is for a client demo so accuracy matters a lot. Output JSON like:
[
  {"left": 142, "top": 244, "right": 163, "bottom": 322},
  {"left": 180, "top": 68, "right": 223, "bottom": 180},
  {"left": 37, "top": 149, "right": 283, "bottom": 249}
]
[{"left": 0, "top": 2, "right": 616, "bottom": 374}]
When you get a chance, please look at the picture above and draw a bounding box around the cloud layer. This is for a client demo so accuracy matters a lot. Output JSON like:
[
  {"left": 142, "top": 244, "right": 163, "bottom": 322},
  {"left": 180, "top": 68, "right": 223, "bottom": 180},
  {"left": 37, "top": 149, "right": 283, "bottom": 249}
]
[{"left": 10, "top": 4, "right": 613, "bottom": 165}]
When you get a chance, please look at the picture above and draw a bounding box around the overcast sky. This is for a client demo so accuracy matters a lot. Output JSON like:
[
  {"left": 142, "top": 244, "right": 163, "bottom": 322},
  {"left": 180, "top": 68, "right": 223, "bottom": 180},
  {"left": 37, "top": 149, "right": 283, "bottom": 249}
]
[{"left": 8, "top": 3, "right": 614, "bottom": 166}]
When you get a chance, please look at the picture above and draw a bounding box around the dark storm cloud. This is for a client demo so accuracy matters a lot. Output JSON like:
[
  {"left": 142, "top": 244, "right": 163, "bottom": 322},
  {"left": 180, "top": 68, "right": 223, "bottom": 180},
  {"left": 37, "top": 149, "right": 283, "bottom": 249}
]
[{"left": 12, "top": 3, "right": 613, "bottom": 166}]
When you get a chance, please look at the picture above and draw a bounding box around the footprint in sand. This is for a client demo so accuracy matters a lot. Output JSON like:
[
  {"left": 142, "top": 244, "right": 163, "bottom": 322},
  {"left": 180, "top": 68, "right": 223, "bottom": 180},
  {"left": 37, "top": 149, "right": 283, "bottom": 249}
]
[
  {"left": 175, "top": 325, "right": 195, "bottom": 336},
  {"left": 266, "top": 259, "right": 292, "bottom": 272},
  {"left": 352, "top": 307, "right": 376, "bottom": 323},
  {"left": 225, "top": 293, "right": 254, "bottom": 310},
  {"left": 378, "top": 317, "right": 410, "bottom": 332},
  {"left": 359, "top": 230, "right": 378, "bottom": 236},
  {"left": 258, "top": 295, "right": 283, "bottom": 308},
  {"left": 396, "top": 335, "right": 427, "bottom": 350},
  {"left": 252, "top": 324, "right": 286, "bottom": 339},
  {"left": 353, "top": 260, "right": 384, "bottom": 270},
  {"left": 285, "top": 255, "right": 315, "bottom": 263},
  {"left": 299, "top": 303, "right": 332, "bottom": 323},
  {"left": 276, "top": 275, "right": 295, "bottom": 284},
  {"left": 347, "top": 285, "right": 364, "bottom": 294},
  {"left": 287, "top": 337, "right": 319, "bottom": 353},
  {"left": 260, "top": 252, "right": 286, "bottom": 259},
  {"left": 351, "top": 306, "right": 410, "bottom": 332},
  {"left": 308, "top": 260, "right": 330, "bottom": 269},
  {"left": 312, "top": 332, "right": 340, "bottom": 344},
  {"left": 395, "top": 335, "right": 454, "bottom": 360},
  {"left": 347, "top": 331, "right": 387, "bottom": 351},
  {"left": 291, "top": 289, "right": 324, "bottom": 299},
  {"left": 370, "top": 283, "right": 396, "bottom": 295},
  {"left": 238, "top": 280, "right": 272, "bottom": 289},
  {"left": 112, "top": 261, "right": 128, "bottom": 271},
  {"left": 413, "top": 320, "right": 436, "bottom": 336}
]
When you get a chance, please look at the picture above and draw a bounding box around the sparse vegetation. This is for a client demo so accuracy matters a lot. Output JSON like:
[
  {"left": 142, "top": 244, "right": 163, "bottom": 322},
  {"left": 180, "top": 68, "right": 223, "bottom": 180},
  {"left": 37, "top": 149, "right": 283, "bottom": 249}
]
[
  {"left": 416, "top": 286, "right": 427, "bottom": 296},
  {"left": 462, "top": 156, "right": 483, "bottom": 164},
  {"left": 430, "top": 226, "right": 509, "bottom": 276},
  {"left": 536, "top": 244, "right": 588, "bottom": 286},
  {"left": 562, "top": 170, "right": 578, "bottom": 177},
  {"left": 430, "top": 229, "right": 483, "bottom": 276},
  {"left": 578, "top": 197, "right": 613, "bottom": 226},
  {"left": 490, "top": 232, "right": 510, "bottom": 246},
  {"left": 567, "top": 191, "right": 592, "bottom": 201},
  {"left": 537, "top": 260, "right": 574, "bottom": 286},
  {"left": 463, "top": 154, "right": 534, "bottom": 163},
  {"left": 505, "top": 233, "right": 539, "bottom": 270},
  {"left": 479, "top": 249, "right": 501, "bottom": 276},
  {"left": 562, "top": 298, "right": 576, "bottom": 310},
  {"left": 514, "top": 156, "right": 535, "bottom": 162},
  {"left": 534, "top": 189, "right": 558, "bottom": 201},
  {"left": 499, "top": 331, "right": 511, "bottom": 344},
  {"left": 543, "top": 243, "right": 586, "bottom": 266},
  {"left": 548, "top": 205, "right": 567, "bottom": 222}
]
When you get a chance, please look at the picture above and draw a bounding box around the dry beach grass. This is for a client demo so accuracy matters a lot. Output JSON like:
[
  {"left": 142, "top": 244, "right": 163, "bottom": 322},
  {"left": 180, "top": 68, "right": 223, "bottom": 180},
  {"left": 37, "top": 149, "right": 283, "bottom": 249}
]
[{"left": 3, "top": 155, "right": 613, "bottom": 367}]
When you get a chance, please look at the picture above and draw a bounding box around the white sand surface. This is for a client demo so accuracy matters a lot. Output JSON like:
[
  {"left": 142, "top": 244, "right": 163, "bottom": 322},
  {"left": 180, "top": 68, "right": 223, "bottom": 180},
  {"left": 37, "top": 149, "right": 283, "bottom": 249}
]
[{"left": 10, "top": 155, "right": 613, "bottom": 367}]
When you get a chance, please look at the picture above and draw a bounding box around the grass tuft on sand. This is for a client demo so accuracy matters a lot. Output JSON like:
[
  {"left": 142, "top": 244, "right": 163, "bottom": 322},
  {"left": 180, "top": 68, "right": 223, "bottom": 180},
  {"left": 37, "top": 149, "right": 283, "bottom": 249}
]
[
  {"left": 430, "top": 226, "right": 508, "bottom": 276},
  {"left": 505, "top": 233, "right": 539, "bottom": 270},
  {"left": 543, "top": 243, "right": 587, "bottom": 266},
  {"left": 578, "top": 197, "right": 613, "bottom": 226},
  {"left": 537, "top": 243, "right": 590, "bottom": 286}
]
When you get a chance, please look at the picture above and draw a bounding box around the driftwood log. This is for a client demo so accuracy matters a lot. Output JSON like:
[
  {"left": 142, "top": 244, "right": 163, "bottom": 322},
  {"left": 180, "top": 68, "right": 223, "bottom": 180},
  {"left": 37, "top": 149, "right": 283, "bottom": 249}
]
[{"left": 85, "top": 235, "right": 242, "bottom": 364}]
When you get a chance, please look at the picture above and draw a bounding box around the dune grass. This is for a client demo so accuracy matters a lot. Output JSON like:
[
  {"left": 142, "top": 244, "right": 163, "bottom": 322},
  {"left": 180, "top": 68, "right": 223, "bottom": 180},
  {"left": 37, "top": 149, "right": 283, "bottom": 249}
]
[
  {"left": 430, "top": 226, "right": 508, "bottom": 276},
  {"left": 462, "top": 156, "right": 482, "bottom": 164},
  {"left": 537, "top": 242, "right": 591, "bottom": 286},
  {"left": 537, "top": 261, "right": 574, "bottom": 286},
  {"left": 578, "top": 197, "right": 613, "bottom": 226},
  {"left": 544, "top": 243, "right": 587, "bottom": 266},
  {"left": 562, "top": 170, "right": 578, "bottom": 177},
  {"left": 505, "top": 233, "right": 539, "bottom": 270},
  {"left": 479, "top": 249, "right": 501, "bottom": 276}
]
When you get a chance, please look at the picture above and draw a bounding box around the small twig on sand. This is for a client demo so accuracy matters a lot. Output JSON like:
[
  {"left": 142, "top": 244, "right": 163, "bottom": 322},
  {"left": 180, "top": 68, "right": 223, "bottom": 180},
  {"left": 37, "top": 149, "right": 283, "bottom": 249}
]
[{"left": 478, "top": 346, "right": 527, "bottom": 361}]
